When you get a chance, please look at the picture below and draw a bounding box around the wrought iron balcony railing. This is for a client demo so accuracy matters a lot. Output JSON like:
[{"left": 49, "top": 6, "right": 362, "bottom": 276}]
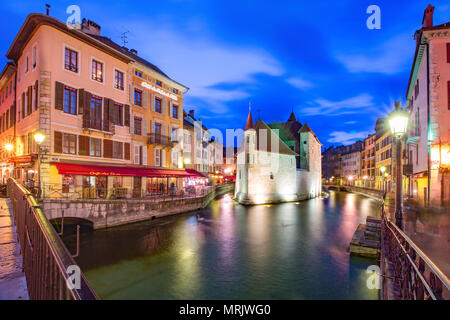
[{"left": 148, "top": 133, "right": 173, "bottom": 148}]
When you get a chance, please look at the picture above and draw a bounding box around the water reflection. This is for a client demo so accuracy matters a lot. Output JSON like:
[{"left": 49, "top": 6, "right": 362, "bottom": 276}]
[{"left": 65, "top": 191, "right": 380, "bottom": 300}]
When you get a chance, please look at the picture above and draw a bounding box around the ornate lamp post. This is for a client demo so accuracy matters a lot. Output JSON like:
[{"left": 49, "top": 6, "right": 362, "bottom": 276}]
[
  {"left": 388, "top": 102, "right": 409, "bottom": 230},
  {"left": 33, "top": 132, "right": 46, "bottom": 198}
]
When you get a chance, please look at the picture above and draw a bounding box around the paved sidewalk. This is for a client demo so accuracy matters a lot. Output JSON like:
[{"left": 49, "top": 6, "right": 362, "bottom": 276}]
[
  {"left": 0, "top": 198, "right": 28, "bottom": 300},
  {"left": 384, "top": 197, "right": 450, "bottom": 278}
]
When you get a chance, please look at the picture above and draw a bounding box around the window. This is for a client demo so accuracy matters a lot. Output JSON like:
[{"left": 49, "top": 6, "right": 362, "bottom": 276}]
[
  {"left": 415, "top": 80, "right": 419, "bottom": 100},
  {"left": 448, "top": 81, "right": 450, "bottom": 110},
  {"left": 90, "top": 138, "right": 101, "bottom": 157},
  {"left": 172, "top": 104, "right": 178, "bottom": 119},
  {"left": 112, "top": 176, "right": 123, "bottom": 188},
  {"left": 154, "top": 122, "right": 161, "bottom": 135},
  {"left": 447, "top": 43, "right": 450, "bottom": 63},
  {"left": 173, "top": 88, "right": 178, "bottom": 94},
  {"left": 156, "top": 80, "right": 162, "bottom": 87},
  {"left": 91, "top": 59, "right": 103, "bottom": 82},
  {"left": 62, "top": 175, "right": 74, "bottom": 193},
  {"left": 134, "top": 145, "right": 141, "bottom": 164},
  {"left": 155, "top": 149, "right": 161, "bottom": 166},
  {"left": 135, "top": 70, "right": 143, "bottom": 77},
  {"left": 114, "top": 104, "right": 123, "bottom": 126},
  {"left": 114, "top": 69, "right": 124, "bottom": 90},
  {"left": 134, "top": 117, "right": 142, "bottom": 135},
  {"left": 90, "top": 96, "right": 102, "bottom": 130},
  {"left": 112, "top": 141, "right": 123, "bottom": 159},
  {"left": 25, "top": 56, "right": 29, "bottom": 73},
  {"left": 64, "top": 48, "right": 78, "bottom": 72},
  {"left": 63, "top": 133, "right": 77, "bottom": 154},
  {"left": 63, "top": 86, "right": 77, "bottom": 115},
  {"left": 134, "top": 89, "right": 142, "bottom": 106},
  {"left": 155, "top": 97, "right": 162, "bottom": 113},
  {"left": 32, "top": 46, "right": 36, "bottom": 69}
]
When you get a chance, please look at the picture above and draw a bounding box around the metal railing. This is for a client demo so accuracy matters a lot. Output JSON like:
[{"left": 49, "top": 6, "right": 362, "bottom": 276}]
[
  {"left": 7, "top": 178, "right": 98, "bottom": 300},
  {"left": 148, "top": 133, "right": 173, "bottom": 147},
  {"left": 40, "top": 182, "right": 228, "bottom": 201},
  {"left": 380, "top": 204, "right": 450, "bottom": 300}
]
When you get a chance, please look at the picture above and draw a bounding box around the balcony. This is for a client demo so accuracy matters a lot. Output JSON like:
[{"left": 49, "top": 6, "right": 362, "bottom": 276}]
[
  {"left": 82, "top": 117, "right": 115, "bottom": 134},
  {"left": 148, "top": 133, "right": 173, "bottom": 148}
]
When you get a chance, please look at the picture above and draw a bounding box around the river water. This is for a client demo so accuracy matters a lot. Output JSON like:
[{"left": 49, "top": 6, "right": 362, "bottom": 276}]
[{"left": 64, "top": 191, "right": 380, "bottom": 299}]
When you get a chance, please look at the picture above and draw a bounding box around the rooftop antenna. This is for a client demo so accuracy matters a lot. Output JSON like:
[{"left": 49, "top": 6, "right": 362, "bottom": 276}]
[
  {"left": 46, "top": 4, "right": 50, "bottom": 16},
  {"left": 257, "top": 108, "right": 261, "bottom": 120},
  {"left": 120, "top": 30, "right": 130, "bottom": 47}
]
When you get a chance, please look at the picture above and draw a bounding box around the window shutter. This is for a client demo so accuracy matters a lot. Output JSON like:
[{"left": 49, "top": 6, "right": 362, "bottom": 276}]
[
  {"left": 34, "top": 80, "right": 39, "bottom": 110},
  {"left": 103, "top": 98, "right": 110, "bottom": 131},
  {"left": 54, "top": 131, "right": 62, "bottom": 153},
  {"left": 78, "top": 88, "right": 85, "bottom": 114},
  {"left": 11, "top": 103, "right": 16, "bottom": 125},
  {"left": 169, "top": 125, "right": 173, "bottom": 140},
  {"left": 143, "top": 91, "right": 148, "bottom": 109},
  {"left": 27, "top": 86, "right": 32, "bottom": 115},
  {"left": 447, "top": 43, "right": 450, "bottom": 63},
  {"left": 448, "top": 81, "right": 450, "bottom": 110},
  {"left": 130, "top": 113, "right": 134, "bottom": 134},
  {"left": 124, "top": 142, "right": 130, "bottom": 160},
  {"left": 169, "top": 101, "right": 173, "bottom": 118},
  {"left": 162, "top": 99, "right": 166, "bottom": 115},
  {"left": 162, "top": 124, "right": 166, "bottom": 136},
  {"left": 151, "top": 120, "right": 155, "bottom": 134},
  {"left": 142, "top": 146, "right": 147, "bottom": 165},
  {"left": 162, "top": 149, "right": 166, "bottom": 168},
  {"left": 129, "top": 84, "right": 134, "bottom": 104},
  {"left": 83, "top": 91, "right": 91, "bottom": 128},
  {"left": 142, "top": 119, "right": 147, "bottom": 136},
  {"left": 78, "top": 135, "right": 89, "bottom": 156},
  {"left": 151, "top": 94, "right": 155, "bottom": 112},
  {"left": 55, "top": 81, "right": 64, "bottom": 110},
  {"left": 179, "top": 105, "right": 183, "bottom": 121},
  {"left": 21, "top": 92, "right": 25, "bottom": 118},
  {"left": 124, "top": 104, "right": 130, "bottom": 126},
  {"left": 103, "top": 139, "right": 113, "bottom": 158},
  {"left": 139, "top": 146, "right": 143, "bottom": 165}
]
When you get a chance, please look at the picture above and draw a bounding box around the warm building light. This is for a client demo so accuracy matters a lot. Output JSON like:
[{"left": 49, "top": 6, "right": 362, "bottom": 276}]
[
  {"left": 380, "top": 165, "right": 386, "bottom": 174},
  {"left": 5, "top": 143, "right": 13, "bottom": 152},
  {"left": 33, "top": 132, "right": 46, "bottom": 145},
  {"left": 348, "top": 176, "right": 353, "bottom": 181},
  {"left": 363, "top": 176, "right": 368, "bottom": 180}
]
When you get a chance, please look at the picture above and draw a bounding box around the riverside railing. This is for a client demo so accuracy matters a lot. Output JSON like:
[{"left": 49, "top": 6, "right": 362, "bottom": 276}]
[
  {"left": 7, "top": 178, "right": 98, "bottom": 300},
  {"left": 380, "top": 204, "right": 450, "bottom": 300}
]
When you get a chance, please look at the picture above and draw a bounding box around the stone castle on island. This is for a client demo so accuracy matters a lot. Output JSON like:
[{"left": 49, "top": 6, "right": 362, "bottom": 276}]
[{"left": 234, "top": 110, "right": 322, "bottom": 205}]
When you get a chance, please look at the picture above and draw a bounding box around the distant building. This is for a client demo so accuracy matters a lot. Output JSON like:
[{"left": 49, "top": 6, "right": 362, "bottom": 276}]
[
  {"left": 341, "top": 142, "right": 363, "bottom": 185},
  {"left": 361, "top": 134, "right": 376, "bottom": 188},
  {"left": 374, "top": 118, "right": 393, "bottom": 192},
  {"left": 235, "top": 110, "right": 322, "bottom": 204},
  {"left": 405, "top": 4, "right": 450, "bottom": 206}
]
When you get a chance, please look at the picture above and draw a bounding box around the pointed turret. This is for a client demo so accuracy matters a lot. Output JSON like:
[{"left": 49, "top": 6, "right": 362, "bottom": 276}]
[
  {"left": 299, "top": 123, "right": 312, "bottom": 133},
  {"left": 288, "top": 111, "right": 297, "bottom": 122},
  {"left": 245, "top": 110, "right": 254, "bottom": 130}
]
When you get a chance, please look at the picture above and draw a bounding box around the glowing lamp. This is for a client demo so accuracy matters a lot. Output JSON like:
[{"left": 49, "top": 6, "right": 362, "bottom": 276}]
[
  {"left": 388, "top": 102, "right": 409, "bottom": 138},
  {"left": 363, "top": 176, "right": 368, "bottom": 180},
  {"left": 5, "top": 143, "right": 13, "bottom": 152},
  {"left": 380, "top": 165, "right": 386, "bottom": 174},
  {"left": 33, "top": 132, "right": 46, "bottom": 145}
]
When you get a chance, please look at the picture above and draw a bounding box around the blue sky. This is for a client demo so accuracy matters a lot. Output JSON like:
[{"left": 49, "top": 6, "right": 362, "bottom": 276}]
[{"left": 1, "top": 1, "right": 449, "bottom": 147}]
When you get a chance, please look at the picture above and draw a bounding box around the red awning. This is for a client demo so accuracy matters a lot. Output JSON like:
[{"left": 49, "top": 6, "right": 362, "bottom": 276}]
[
  {"left": 51, "top": 162, "right": 204, "bottom": 178},
  {"left": 224, "top": 176, "right": 236, "bottom": 180}
]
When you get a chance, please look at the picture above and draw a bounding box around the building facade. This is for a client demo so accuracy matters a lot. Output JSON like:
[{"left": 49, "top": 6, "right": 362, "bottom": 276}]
[
  {"left": 405, "top": 5, "right": 450, "bottom": 206},
  {"left": 2, "top": 13, "right": 205, "bottom": 199},
  {"left": 361, "top": 133, "right": 376, "bottom": 188}
]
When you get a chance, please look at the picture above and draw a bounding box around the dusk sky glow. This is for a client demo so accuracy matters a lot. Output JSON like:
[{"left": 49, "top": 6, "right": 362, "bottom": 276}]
[{"left": 2, "top": 0, "right": 449, "bottom": 147}]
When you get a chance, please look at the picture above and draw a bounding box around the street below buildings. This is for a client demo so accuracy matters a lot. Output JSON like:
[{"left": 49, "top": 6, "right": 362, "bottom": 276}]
[{"left": 63, "top": 191, "right": 380, "bottom": 300}]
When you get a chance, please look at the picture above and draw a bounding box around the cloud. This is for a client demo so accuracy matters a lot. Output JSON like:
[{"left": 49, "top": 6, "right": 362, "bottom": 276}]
[
  {"left": 344, "top": 121, "right": 357, "bottom": 124},
  {"left": 302, "top": 93, "right": 374, "bottom": 116},
  {"left": 336, "top": 33, "right": 414, "bottom": 75},
  {"left": 124, "top": 20, "right": 283, "bottom": 113},
  {"left": 286, "top": 76, "right": 313, "bottom": 90},
  {"left": 328, "top": 131, "right": 370, "bottom": 145}
]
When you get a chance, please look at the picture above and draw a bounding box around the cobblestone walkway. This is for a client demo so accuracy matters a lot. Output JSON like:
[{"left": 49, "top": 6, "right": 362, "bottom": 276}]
[{"left": 0, "top": 198, "right": 28, "bottom": 300}]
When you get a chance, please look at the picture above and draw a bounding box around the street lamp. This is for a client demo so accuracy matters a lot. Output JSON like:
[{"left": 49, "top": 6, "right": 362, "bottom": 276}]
[
  {"left": 34, "top": 131, "right": 46, "bottom": 198},
  {"left": 388, "top": 102, "right": 409, "bottom": 230},
  {"left": 5, "top": 143, "right": 13, "bottom": 152}
]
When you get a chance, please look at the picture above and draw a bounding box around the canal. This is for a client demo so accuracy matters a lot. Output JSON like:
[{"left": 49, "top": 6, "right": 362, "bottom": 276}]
[{"left": 64, "top": 191, "right": 381, "bottom": 300}]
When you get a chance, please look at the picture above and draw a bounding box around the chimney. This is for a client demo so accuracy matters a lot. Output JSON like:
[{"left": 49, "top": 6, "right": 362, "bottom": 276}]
[
  {"left": 189, "top": 110, "right": 195, "bottom": 118},
  {"left": 81, "top": 19, "right": 101, "bottom": 36},
  {"left": 422, "top": 4, "right": 434, "bottom": 28},
  {"left": 46, "top": 4, "right": 50, "bottom": 16},
  {"left": 130, "top": 49, "right": 138, "bottom": 55}
]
